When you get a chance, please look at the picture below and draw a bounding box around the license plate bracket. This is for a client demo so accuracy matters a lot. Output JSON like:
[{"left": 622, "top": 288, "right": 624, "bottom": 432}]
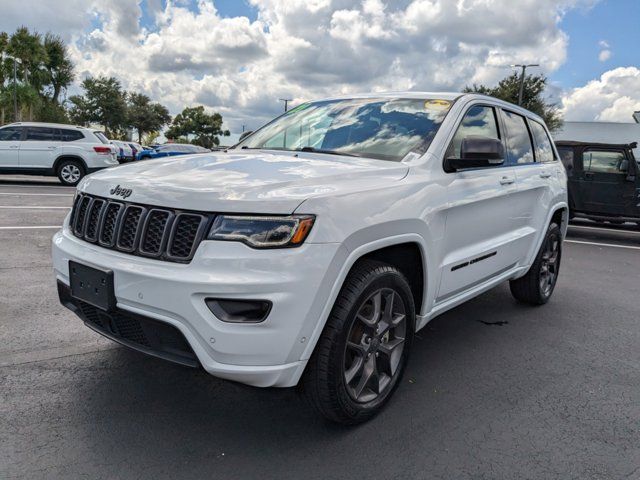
[{"left": 69, "top": 261, "right": 116, "bottom": 311}]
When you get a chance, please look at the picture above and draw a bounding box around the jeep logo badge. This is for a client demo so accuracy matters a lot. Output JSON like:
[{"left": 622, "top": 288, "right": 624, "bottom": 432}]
[{"left": 110, "top": 185, "right": 132, "bottom": 199}]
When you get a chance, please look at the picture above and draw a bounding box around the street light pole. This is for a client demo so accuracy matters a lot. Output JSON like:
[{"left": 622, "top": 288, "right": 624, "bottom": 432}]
[
  {"left": 279, "top": 98, "right": 292, "bottom": 112},
  {"left": 12, "top": 58, "right": 19, "bottom": 121},
  {"left": 511, "top": 64, "right": 539, "bottom": 106}
]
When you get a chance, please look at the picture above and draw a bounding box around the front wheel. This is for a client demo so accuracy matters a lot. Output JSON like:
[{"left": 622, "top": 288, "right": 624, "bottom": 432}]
[
  {"left": 302, "top": 260, "right": 415, "bottom": 424},
  {"left": 510, "top": 222, "right": 562, "bottom": 305},
  {"left": 57, "top": 160, "right": 85, "bottom": 186}
]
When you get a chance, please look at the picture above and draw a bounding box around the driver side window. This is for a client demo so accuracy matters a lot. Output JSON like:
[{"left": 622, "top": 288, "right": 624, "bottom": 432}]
[
  {"left": 584, "top": 150, "right": 628, "bottom": 174},
  {"left": 447, "top": 106, "right": 500, "bottom": 158}
]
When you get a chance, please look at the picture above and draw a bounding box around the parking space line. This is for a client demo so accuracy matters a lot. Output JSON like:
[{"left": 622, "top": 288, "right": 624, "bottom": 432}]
[
  {"left": 568, "top": 224, "right": 640, "bottom": 235},
  {"left": 0, "top": 206, "right": 70, "bottom": 209},
  {"left": 0, "top": 193, "right": 73, "bottom": 197},
  {"left": 0, "top": 184, "right": 73, "bottom": 189},
  {"left": 0, "top": 226, "right": 61, "bottom": 230},
  {"left": 565, "top": 239, "right": 640, "bottom": 251}
]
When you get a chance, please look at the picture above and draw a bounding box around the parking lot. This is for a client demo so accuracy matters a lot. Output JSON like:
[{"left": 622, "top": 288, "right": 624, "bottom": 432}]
[{"left": 1, "top": 176, "right": 639, "bottom": 480}]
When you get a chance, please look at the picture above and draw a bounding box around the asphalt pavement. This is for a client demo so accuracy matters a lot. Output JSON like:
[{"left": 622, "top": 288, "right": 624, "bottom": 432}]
[{"left": 1, "top": 175, "right": 639, "bottom": 480}]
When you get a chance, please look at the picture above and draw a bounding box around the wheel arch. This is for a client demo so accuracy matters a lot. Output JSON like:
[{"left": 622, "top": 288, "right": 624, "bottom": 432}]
[
  {"left": 298, "top": 234, "right": 431, "bottom": 367},
  {"left": 53, "top": 155, "right": 88, "bottom": 174}
]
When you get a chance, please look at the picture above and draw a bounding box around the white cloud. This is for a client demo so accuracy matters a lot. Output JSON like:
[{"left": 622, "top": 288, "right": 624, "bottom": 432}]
[
  {"left": 598, "top": 39, "right": 611, "bottom": 62},
  {"left": 598, "top": 49, "right": 611, "bottom": 62},
  {"left": 561, "top": 67, "right": 640, "bottom": 122},
  {"left": 0, "top": 0, "right": 612, "bottom": 131}
]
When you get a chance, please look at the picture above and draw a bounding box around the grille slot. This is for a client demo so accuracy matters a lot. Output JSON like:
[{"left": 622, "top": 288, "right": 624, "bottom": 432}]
[
  {"left": 70, "top": 193, "right": 209, "bottom": 263},
  {"left": 85, "top": 199, "right": 105, "bottom": 242},
  {"left": 99, "top": 202, "right": 123, "bottom": 247},
  {"left": 140, "top": 209, "right": 172, "bottom": 256},
  {"left": 116, "top": 206, "right": 145, "bottom": 252},
  {"left": 168, "top": 214, "right": 205, "bottom": 259},
  {"left": 73, "top": 196, "right": 91, "bottom": 236}
]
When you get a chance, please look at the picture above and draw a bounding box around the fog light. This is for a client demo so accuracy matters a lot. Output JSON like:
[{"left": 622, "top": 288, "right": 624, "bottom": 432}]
[{"left": 205, "top": 298, "right": 272, "bottom": 323}]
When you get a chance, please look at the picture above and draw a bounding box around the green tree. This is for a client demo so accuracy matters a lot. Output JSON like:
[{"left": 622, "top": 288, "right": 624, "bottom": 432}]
[
  {"left": 0, "top": 28, "right": 74, "bottom": 124},
  {"left": 7, "top": 27, "right": 47, "bottom": 91},
  {"left": 42, "top": 33, "right": 74, "bottom": 104},
  {"left": 127, "top": 92, "right": 171, "bottom": 142},
  {"left": 166, "top": 106, "right": 230, "bottom": 148},
  {"left": 68, "top": 76, "right": 128, "bottom": 137},
  {"left": 464, "top": 72, "right": 563, "bottom": 132}
]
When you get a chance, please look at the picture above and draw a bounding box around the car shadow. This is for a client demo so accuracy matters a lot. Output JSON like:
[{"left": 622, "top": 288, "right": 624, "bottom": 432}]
[{"left": 65, "top": 282, "right": 555, "bottom": 477}]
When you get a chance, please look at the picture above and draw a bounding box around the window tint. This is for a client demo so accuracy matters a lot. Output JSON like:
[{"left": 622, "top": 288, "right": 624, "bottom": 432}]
[
  {"left": 557, "top": 147, "right": 574, "bottom": 172},
  {"left": 584, "top": 150, "right": 627, "bottom": 174},
  {"left": 60, "top": 129, "right": 84, "bottom": 142},
  {"left": 502, "top": 110, "right": 534, "bottom": 164},
  {"left": 447, "top": 105, "right": 500, "bottom": 158},
  {"left": 530, "top": 121, "right": 555, "bottom": 162},
  {"left": 0, "top": 127, "right": 22, "bottom": 141},
  {"left": 26, "top": 127, "right": 57, "bottom": 141}
]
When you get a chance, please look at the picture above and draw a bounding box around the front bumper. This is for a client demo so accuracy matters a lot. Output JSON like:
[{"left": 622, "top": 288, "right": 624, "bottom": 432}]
[{"left": 52, "top": 224, "right": 345, "bottom": 387}]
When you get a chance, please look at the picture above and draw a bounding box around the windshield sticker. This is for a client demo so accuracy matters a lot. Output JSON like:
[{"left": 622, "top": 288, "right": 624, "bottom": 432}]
[
  {"left": 287, "top": 103, "right": 309, "bottom": 114},
  {"left": 424, "top": 99, "right": 451, "bottom": 110}
]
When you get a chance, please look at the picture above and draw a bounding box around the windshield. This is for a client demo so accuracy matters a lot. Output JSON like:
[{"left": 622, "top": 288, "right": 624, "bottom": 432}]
[{"left": 236, "top": 97, "right": 454, "bottom": 162}]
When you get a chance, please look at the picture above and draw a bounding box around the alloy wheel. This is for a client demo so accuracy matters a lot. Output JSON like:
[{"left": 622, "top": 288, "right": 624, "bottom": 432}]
[
  {"left": 343, "top": 288, "right": 407, "bottom": 403},
  {"left": 539, "top": 234, "right": 560, "bottom": 296},
  {"left": 61, "top": 165, "right": 81, "bottom": 184}
]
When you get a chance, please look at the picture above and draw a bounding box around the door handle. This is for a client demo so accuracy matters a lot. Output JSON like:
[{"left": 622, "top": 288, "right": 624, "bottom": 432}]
[
  {"left": 48, "top": 146, "right": 57, "bottom": 149},
  {"left": 9, "top": 145, "right": 18, "bottom": 149},
  {"left": 539, "top": 172, "right": 552, "bottom": 179},
  {"left": 499, "top": 176, "right": 515, "bottom": 185}
]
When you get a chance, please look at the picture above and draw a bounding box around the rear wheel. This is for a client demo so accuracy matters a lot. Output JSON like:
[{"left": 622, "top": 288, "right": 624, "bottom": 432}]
[
  {"left": 510, "top": 222, "right": 562, "bottom": 305},
  {"left": 302, "top": 260, "right": 415, "bottom": 424},
  {"left": 57, "top": 159, "right": 85, "bottom": 186}
]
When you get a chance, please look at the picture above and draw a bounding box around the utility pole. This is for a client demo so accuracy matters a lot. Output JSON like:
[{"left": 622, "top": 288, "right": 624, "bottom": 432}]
[
  {"left": 511, "top": 64, "right": 539, "bottom": 106},
  {"left": 13, "top": 59, "right": 18, "bottom": 121},
  {"left": 279, "top": 98, "right": 292, "bottom": 112}
]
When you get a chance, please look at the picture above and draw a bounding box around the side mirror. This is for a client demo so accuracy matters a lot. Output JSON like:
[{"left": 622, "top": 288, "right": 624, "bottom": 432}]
[{"left": 444, "top": 136, "right": 505, "bottom": 172}]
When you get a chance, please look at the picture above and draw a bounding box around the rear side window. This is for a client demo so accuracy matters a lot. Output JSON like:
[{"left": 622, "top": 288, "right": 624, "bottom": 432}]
[
  {"left": 557, "top": 147, "right": 574, "bottom": 172},
  {"left": 60, "top": 129, "right": 85, "bottom": 142},
  {"left": 93, "top": 131, "right": 109, "bottom": 144},
  {"left": 25, "top": 127, "right": 57, "bottom": 141},
  {"left": 584, "top": 150, "right": 628, "bottom": 174},
  {"left": 502, "top": 110, "right": 534, "bottom": 164},
  {"left": 0, "top": 127, "right": 22, "bottom": 141},
  {"left": 530, "top": 121, "right": 555, "bottom": 163},
  {"left": 447, "top": 105, "right": 500, "bottom": 158}
]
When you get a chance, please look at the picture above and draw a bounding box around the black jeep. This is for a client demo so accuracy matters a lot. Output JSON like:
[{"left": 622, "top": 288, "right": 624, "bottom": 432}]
[{"left": 556, "top": 141, "right": 640, "bottom": 226}]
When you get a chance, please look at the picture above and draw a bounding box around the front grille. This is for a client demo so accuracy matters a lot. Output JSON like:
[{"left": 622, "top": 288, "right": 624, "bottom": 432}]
[{"left": 70, "top": 193, "right": 211, "bottom": 263}]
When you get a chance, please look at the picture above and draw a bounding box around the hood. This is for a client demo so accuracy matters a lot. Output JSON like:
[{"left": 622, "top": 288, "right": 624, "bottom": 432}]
[{"left": 80, "top": 150, "right": 409, "bottom": 213}]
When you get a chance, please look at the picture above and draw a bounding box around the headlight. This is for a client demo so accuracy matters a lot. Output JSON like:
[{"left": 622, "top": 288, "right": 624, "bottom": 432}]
[{"left": 207, "top": 215, "right": 315, "bottom": 248}]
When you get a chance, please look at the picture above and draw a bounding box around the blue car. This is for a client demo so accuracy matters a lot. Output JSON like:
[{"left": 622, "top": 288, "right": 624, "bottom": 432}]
[{"left": 136, "top": 143, "right": 210, "bottom": 160}]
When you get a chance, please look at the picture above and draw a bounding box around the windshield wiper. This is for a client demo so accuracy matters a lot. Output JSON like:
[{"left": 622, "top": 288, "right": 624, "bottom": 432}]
[{"left": 297, "top": 146, "right": 360, "bottom": 157}]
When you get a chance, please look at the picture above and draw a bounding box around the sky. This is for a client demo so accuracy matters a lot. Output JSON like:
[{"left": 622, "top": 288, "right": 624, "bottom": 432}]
[{"left": 1, "top": 0, "right": 639, "bottom": 133}]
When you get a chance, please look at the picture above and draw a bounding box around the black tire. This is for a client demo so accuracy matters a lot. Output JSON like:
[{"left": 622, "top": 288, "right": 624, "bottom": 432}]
[
  {"left": 510, "top": 222, "right": 562, "bottom": 305},
  {"left": 57, "top": 159, "right": 85, "bottom": 186},
  {"left": 302, "top": 259, "right": 415, "bottom": 425}
]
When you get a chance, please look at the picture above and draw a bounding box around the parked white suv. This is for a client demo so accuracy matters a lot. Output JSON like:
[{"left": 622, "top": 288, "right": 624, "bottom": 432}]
[
  {"left": 52, "top": 93, "right": 568, "bottom": 423},
  {"left": 0, "top": 122, "right": 118, "bottom": 185}
]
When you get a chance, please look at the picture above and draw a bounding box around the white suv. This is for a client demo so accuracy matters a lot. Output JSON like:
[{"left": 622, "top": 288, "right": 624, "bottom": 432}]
[
  {"left": 0, "top": 122, "right": 118, "bottom": 185},
  {"left": 52, "top": 93, "right": 568, "bottom": 423}
]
